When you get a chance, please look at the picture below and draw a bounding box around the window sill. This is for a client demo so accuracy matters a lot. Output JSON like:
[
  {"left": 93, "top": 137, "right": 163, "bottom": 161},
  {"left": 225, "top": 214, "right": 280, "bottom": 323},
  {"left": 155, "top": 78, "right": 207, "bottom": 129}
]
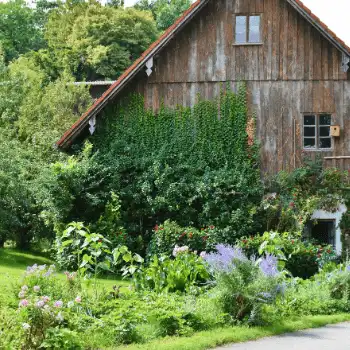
[
  {"left": 233, "top": 42, "right": 263, "bottom": 46},
  {"left": 303, "top": 148, "right": 333, "bottom": 152}
]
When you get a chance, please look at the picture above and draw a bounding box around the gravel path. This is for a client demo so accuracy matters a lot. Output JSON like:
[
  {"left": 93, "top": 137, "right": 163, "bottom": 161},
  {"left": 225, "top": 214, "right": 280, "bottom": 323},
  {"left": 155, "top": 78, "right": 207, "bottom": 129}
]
[{"left": 215, "top": 322, "right": 350, "bottom": 350}]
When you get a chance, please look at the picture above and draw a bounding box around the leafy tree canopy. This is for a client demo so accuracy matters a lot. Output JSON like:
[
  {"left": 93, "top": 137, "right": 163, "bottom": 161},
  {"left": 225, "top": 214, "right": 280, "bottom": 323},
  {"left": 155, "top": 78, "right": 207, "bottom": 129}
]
[
  {"left": 44, "top": 1, "right": 158, "bottom": 81},
  {"left": 0, "top": 0, "right": 46, "bottom": 63},
  {"left": 135, "top": 0, "right": 191, "bottom": 31}
]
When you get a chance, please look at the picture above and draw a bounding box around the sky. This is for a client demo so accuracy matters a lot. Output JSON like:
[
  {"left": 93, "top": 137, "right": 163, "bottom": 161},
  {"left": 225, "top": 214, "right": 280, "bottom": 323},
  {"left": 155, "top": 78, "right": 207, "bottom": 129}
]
[{"left": 124, "top": 0, "right": 350, "bottom": 46}]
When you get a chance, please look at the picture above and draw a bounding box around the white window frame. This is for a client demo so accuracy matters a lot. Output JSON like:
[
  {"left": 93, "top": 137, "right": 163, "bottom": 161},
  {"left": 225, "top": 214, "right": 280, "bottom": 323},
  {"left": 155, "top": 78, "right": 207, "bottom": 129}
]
[{"left": 303, "top": 114, "right": 333, "bottom": 151}]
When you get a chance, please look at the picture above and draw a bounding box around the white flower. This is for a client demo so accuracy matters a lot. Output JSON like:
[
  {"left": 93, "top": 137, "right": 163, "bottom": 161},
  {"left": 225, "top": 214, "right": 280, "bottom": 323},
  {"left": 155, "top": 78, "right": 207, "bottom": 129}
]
[
  {"left": 33, "top": 286, "right": 40, "bottom": 292},
  {"left": 56, "top": 312, "right": 64, "bottom": 323},
  {"left": 172, "top": 245, "right": 189, "bottom": 257},
  {"left": 21, "top": 285, "right": 29, "bottom": 292},
  {"left": 18, "top": 291, "right": 26, "bottom": 299},
  {"left": 200, "top": 251, "right": 207, "bottom": 259},
  {"left": 22, "top": 323, "right": 31, "bottom": 330},
  {"left": 67, "top": 301, "right": 74, "bottom": 308}
]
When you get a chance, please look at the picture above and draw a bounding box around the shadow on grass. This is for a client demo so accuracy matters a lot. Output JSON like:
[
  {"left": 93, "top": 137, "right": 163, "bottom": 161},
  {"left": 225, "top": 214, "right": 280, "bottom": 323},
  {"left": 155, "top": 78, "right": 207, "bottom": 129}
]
[{"left": 0, "top": 249, "right": 52, "bottom": 270}]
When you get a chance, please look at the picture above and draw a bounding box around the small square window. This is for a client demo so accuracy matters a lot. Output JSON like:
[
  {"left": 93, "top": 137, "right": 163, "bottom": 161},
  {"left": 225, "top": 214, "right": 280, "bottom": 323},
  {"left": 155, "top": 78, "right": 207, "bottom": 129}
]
[
  {"left": 303, "top": 114, "right": 332, "bottom": 150},
  {"left": 235, "top": 15, "right": 261, "bottom": 44}
]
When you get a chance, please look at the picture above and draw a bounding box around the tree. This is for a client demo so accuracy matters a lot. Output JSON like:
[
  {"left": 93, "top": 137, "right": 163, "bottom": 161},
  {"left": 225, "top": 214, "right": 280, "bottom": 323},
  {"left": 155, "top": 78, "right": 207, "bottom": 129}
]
[
  {"left": 0, "top": 0, "right": 45, "bottom": 63},
  {"left": 135, "top": 0, "right": 191, "bottom": 31},
  {"left": 45, "top": 2, "right": 158, "bottom": 81}
]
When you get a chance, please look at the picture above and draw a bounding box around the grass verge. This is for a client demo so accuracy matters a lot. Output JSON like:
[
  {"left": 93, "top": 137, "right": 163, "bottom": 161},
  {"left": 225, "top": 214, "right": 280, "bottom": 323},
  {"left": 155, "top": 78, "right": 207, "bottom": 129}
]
[{"left": 116, "top": 314, "right": 350, "bottom": 350}]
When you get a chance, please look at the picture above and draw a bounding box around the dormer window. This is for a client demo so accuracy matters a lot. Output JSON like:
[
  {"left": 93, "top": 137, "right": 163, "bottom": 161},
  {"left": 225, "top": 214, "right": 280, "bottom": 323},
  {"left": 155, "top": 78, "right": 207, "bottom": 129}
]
[{"left": 235, "top": 15, "right": 261, "bottom": 44}]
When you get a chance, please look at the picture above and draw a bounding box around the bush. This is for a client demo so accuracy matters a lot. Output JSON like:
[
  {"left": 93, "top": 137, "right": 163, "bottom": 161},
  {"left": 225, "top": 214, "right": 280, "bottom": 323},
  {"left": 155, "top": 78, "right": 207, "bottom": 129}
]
[
  {"left": 237, "top": 232, "right": 338, "bottom": 279},
  {"left": 114, "top": 245, "right": 209, "bottom": 293},
  {"left": 148, "top": 220, "right": 213, "bottom": 256},
  {"left": 15, "top": 264, "right": 84, "bottom": 348},
  {"left": 204, "top": 245, "right": 285, "bottom": 325}
]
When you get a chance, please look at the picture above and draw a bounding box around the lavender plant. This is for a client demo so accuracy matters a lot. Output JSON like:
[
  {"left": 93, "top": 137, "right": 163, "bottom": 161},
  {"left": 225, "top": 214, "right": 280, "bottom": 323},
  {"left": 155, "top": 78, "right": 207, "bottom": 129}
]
[{"left": 203, "top": 244, "right": 284, "bottom": 325}]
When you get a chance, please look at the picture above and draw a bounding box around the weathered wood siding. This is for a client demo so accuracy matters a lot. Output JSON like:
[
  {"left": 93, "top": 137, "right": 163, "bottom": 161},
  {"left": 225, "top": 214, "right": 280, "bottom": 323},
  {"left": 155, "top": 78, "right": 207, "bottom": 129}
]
[{"left": 128, "top": 0, "right": 350, "bottom": 173}]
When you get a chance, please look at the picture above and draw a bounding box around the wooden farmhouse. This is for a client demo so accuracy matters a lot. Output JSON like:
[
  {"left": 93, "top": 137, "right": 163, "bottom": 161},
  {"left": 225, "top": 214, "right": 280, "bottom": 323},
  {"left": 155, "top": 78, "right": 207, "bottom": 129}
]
[{"left": 57, "top": 0, "right": 350, "bottom": 175}]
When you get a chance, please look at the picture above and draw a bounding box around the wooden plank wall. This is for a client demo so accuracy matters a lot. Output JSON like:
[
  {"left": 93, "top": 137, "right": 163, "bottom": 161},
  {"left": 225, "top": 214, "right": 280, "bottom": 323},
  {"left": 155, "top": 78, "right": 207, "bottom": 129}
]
[
  {"left": 147, "top": 0, "right": 347, "bottom": 85},
  {"left": 128, "top": 0, "right": 350, "bottom": 174}
]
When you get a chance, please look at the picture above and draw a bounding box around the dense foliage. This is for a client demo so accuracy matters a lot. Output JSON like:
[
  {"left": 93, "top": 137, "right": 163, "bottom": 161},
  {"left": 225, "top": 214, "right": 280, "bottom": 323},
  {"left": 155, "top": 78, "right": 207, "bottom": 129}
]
[
  {"left": 237, "top": 231, "right": 338, "bottom": 279},
  {"left": 38, "top": 86, "right": 263, "bottom": 252}
]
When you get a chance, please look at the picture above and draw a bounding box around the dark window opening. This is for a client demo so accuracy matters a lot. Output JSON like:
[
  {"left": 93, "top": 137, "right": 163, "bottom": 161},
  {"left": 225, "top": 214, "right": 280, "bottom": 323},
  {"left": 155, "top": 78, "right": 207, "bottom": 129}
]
[
  {"left": 307, "top": 220, "right": 336, "bottom": 248},
  {"left": 303, "top": 114, "right": 332, "bottom": 150}
]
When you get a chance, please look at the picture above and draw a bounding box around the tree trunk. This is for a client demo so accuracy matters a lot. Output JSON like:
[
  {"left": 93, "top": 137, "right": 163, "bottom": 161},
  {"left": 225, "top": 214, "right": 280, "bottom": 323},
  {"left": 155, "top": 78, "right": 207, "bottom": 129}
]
[{"left": 16, "top": 228, "right": 31, "bottom": 251}]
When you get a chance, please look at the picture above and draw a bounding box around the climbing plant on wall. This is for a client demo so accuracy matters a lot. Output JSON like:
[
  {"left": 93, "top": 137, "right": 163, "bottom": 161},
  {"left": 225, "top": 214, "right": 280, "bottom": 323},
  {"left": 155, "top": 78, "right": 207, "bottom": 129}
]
[{"left": 86, "top": 84, "right": 263, "bottom": 243}]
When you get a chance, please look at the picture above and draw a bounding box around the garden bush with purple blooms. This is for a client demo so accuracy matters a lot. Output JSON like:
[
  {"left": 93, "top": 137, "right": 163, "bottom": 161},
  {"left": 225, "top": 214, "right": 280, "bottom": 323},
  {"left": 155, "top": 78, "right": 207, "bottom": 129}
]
[{"left": 203, "top": 244, "right": 285, "bottom": 325}]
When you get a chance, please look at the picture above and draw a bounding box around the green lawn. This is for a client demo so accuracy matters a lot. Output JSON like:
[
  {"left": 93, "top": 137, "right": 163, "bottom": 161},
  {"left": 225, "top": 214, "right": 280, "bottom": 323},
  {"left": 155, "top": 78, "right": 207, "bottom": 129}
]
[{"left": 0, "top": 248, "right": 129, "bottom": 298}]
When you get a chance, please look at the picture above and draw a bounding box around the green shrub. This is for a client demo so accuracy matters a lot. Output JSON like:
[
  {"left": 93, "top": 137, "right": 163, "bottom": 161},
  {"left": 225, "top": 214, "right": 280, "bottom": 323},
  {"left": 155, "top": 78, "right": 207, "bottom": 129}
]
[
  {"left": 0, "top": 306, "right": 22, "bottom": 349},
  {"left": 39, "top": 328, "right": 83, "bottom": 349},
  {"left": 114, "top": 245, "right": 209, "bottom": 293},
  {"left": 148, "top": 220, "right": 212, "bottom": 256},
  {"left": 237, "top": 232, "right": 338, "bottom": 279}
]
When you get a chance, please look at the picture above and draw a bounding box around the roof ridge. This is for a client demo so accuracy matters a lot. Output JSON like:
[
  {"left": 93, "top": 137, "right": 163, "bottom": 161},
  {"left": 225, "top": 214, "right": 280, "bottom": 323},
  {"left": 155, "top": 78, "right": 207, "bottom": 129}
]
[{"left": 56, "top": 0, "right": 350, "bottom": 149}]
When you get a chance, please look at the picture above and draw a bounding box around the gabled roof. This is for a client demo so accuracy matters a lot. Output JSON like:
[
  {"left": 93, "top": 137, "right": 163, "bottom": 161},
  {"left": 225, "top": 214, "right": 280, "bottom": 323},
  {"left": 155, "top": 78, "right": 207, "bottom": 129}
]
[{"left": 56, "top": 0, "right": 350, "bottom": 149}]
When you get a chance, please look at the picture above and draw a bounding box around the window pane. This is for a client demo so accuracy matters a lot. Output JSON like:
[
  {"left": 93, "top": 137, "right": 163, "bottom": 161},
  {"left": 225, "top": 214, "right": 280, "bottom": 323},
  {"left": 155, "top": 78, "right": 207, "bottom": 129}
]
[
  {"left": 236, "top": 16, "right": 247, "bottom": 43},
  {"left": 304, "top": 127, "right": 315, "bottom": 137},
  {"left": 320, "top": 114, "right": 331, "bottom": 125},
  {"left": 320, "top": 126, "right": 330, "bottom": 137},
  {"left": 249, "top": 16, "right": 261, "bottom": 43},
  {"left": 304, "top": 115, "right": 315, "bottom": 125},
  {"left": 304, "top": 138, "right": 316, "bottom": 148},
  {"left": 319, "top": 138, "right": 331, "bottom": 149}
]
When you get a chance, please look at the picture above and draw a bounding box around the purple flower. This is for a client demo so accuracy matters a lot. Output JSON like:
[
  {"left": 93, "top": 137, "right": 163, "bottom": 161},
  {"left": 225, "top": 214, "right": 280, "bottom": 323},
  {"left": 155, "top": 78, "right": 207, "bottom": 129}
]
[
  {"left": 346, "top": 265, "right": 350, "bottom": 272},
  {"left": 204, "top": 244, "right": 247, "bottom": 272},
  {"left": 53, "top": 300, "right": 63, "bottom": 308},
  {"left": 275, "top": 283, "right": 286, "bottom": 295},
  {"left": 35, "top": 300, "right": 45, "bottom": 308},
  {"left": 258, "top": 292, "right": 272, "bottom": 299},
  {"left": 259, "top": 254, "right": 279, "bottom": 277},
  {"left": 19, "top": 299, "right": 29, "bottom": 308}
]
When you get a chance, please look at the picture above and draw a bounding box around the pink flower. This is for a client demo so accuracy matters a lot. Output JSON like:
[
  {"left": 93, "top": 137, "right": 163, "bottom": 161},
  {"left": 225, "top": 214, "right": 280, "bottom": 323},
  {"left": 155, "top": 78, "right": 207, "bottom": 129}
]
[
  {"left": 75, "top": 296, "right": 81, "bottom": 303},
  {"left": 33, "top": 286, "right": 40, "bottom": 292},
  {"left": 19, "top": 299, "right": 29, "bottom": 308},
  {"left": 54, "top": 300, "right": 63, "bottom": 308},
  {"left": 41, "top": 296, "right": 50, "bottom": 303}
]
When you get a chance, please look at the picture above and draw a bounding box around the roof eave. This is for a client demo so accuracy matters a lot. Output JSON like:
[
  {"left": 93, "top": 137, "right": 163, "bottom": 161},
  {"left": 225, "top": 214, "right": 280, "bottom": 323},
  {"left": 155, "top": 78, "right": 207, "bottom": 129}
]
[
  {"left": 288, "top": 0, "right": 350, "bottom": 57},
  {"left": 56, "top": 0, "right": 209, "bottom": 150}
]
